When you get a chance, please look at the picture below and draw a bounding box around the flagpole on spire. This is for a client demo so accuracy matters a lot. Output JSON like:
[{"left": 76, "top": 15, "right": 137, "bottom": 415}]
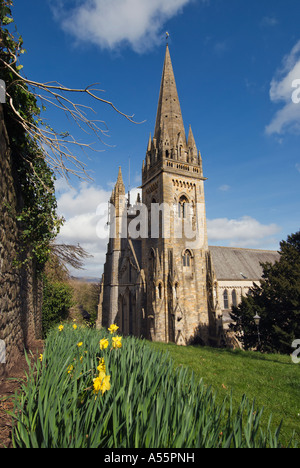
[{"left": 128, "top": 157, "right": 131, "bottom": 207}]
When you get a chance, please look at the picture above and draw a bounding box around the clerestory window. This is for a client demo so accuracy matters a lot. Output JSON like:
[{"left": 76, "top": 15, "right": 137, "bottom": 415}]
[{"left": 223, "top": 290, "right": 229, "bottom": 310}]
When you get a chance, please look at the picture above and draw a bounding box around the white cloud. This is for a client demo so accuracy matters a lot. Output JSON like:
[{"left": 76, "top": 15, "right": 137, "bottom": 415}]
[
  {"left": 266, "top": 40, "right": 300, "bottom": 135},
  {"left": 55, "top": 180, "right": 112, "bottom": 277},
  {"left": 54, "top": 180, "right": 142, "bottom": 277},
  {"left": 260, "top": 16, "right": 279, "bottom": 27},
  {"left": 52, "top": 0, "right": 195, "bottom": 52},
  {"left": 219, "top": 184, "right": 230, "bottom": 192},
  {"left": 213, "top": 41, "right": 228, "bottom": 55},
  {"left": 207, "top": 216, "right": 281, "bottom": 248},
  {"left": 56, "top": 181, "right": 111, "bottom": 218}
]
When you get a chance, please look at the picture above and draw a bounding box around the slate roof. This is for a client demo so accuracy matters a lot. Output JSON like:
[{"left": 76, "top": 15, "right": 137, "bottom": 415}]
[{"left": 209, "top": 246, "right": 280, "bottom": 281}]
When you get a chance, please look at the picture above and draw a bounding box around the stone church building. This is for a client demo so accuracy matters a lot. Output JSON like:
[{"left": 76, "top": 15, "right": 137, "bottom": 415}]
[{"left": 97, "top": 45, "right": 279, "bottom": 346}]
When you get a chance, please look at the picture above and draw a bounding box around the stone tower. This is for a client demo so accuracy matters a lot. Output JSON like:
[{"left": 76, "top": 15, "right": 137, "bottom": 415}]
[
  {"left": 141, "top": 44, "right": 211, "bottom": 345},
  {"left": 99, "top": 167, "right": 126, "bottom": 328}
]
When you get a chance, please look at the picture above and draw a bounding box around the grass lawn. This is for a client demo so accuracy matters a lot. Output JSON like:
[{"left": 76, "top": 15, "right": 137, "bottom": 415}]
[{"left": 149, "top": 342, "right": 300, "bottom": 446}]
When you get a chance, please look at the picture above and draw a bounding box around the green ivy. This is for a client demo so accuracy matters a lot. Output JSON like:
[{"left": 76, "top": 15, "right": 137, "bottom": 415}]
[{"left": 1, "top": 1, "right": 62, "bottom": 270}]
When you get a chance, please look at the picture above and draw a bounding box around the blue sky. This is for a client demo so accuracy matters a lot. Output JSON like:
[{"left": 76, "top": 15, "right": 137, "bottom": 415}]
[{"left": 10, "top": 0, "right": 300, "bottom": 277}]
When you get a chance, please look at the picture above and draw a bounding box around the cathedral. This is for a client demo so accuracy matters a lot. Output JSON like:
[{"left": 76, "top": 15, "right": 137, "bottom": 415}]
[{"left": 97, "top": 45, "right": 279, "bottom": 346}]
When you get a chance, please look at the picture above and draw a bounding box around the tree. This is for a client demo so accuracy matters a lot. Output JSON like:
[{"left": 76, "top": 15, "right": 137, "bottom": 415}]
[
  {"left": 230, "top": 231, "right": 300, "bottom": 354},
  {"left": 46, "top": 243, "right": 92, "bottom": 282},
  {"left": 42, "top": 277, "right": 74, "bottom": 337}
]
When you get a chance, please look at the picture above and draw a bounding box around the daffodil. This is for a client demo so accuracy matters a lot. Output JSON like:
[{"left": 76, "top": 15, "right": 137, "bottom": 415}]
[
  {"left": 58, "top": 325, "right": 64, "bottom": 332},
  {"left": 93, "top": 371, "right": 111, "bottom": 396},
  {"left": 67, "top": 364, "right": 74, "bottom": 374},
  {"left": 112, "top": 336, "right": 122, "bottom": 349},
  {"left": 97, "top": 358, "right": 106, "bottom": 374},
  {"left": 39, "top": 354, "right": 43, "bottom": 362},
  {"left": 108, "top": 324, "right": 119, "bottom": 334},
  {"left": 73, "top": 324, "right": 78, "bottom": 330},
  {"left": 100, "top": 338, "right": 109, "bottom": 350},
  {"left": 77, "top": 342, "right": 83, "bottom": 348}
]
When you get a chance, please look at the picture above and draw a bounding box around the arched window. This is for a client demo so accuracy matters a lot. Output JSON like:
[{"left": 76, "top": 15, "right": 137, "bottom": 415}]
[
  {"left": 223, "top": 290, "right": 229, "bottom": 310},
  {"left": 178, "top": 195, "right": 189, "bottom": 219},
  {"left": 232, "top": 289, "right": 237, "bottom": 308},
  {"left": 183, "top": 250, "right": 192, "bottom": 267}
]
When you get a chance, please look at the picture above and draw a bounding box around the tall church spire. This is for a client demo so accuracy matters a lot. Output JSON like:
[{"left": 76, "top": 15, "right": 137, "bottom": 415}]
[
  {"left": 116, "top": 166, "right": 125, "bottom": 194},
  {"left": 154, "top": 44, "right": 186, "bottom": 147}
]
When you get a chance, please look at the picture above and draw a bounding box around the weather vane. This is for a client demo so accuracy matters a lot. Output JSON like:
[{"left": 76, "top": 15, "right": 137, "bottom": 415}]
[{"left": 166, "top": 31, "right": 170, "bottom": 44}]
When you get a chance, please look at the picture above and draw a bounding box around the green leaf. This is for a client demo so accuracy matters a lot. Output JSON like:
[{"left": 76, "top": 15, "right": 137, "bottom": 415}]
[{"left": 2, "top": 16, "right": 14, "bottom": 25}]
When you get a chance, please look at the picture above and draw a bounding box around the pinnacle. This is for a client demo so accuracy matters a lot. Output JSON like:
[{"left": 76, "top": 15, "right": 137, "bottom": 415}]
[
  {"left": 116, "top": 166, "right": 124, "bottom": 185},
  {"left": 187, "top": 125, "right": 196, "bottom": 148},
  {"left": 114, "top": 166, "right": 125, "bottom": 195}
]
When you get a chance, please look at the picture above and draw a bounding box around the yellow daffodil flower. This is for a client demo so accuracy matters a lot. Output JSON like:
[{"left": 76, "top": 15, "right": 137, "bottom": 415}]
[
  {"left": 39, "top": 354, "right": 43, "bottom": 362},
  {"left": 97, "top": 358, "right": 106, "bottom": 374},
  {"left": 100, "top": 338, "right": 109, "bottom": 350},
  {"left": 58, "top": 325, "right": 64, "bottom": 332},
  {"left": 108, "top": 324, "right": 119, "bottom": 334},
  {"left": 77, "top": 342, "right": 83, "bottom": 347},
  {"left": 93, "top": 371, "right": 111, "bottom": 396},
  {"left": 112, "top": 336, "right": 122, "bottom": 349},
  {"left": 73, "top": 324, "right": 78, "bottom": 330}
]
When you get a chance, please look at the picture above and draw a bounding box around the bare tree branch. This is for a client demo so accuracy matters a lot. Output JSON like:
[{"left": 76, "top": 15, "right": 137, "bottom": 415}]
[
  {"left": 0, "top": 54, "right": 145, "bottom": 181},
  {"left": 50, "top": 242, "right": 93, "bottom": 272}
]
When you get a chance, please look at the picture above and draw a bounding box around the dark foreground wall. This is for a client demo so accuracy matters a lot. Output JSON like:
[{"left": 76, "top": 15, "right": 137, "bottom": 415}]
[{"left": 0, "top": 104, "right": 42, "bottom": 376}]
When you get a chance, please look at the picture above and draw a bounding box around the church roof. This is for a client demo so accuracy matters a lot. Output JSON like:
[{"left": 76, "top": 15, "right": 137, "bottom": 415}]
[{"left": 209, "top": 246, "right": 280, "bottom": 281}]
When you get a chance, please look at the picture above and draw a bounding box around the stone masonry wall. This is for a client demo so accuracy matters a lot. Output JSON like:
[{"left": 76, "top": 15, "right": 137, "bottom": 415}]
[{"left": 0, "top": 103, "right": 42, "bottom": 376}]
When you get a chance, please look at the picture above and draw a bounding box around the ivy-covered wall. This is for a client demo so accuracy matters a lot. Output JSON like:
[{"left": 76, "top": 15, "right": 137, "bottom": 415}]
[{"left": 0, "top": 103, "right": 42, "bottom": 376}]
